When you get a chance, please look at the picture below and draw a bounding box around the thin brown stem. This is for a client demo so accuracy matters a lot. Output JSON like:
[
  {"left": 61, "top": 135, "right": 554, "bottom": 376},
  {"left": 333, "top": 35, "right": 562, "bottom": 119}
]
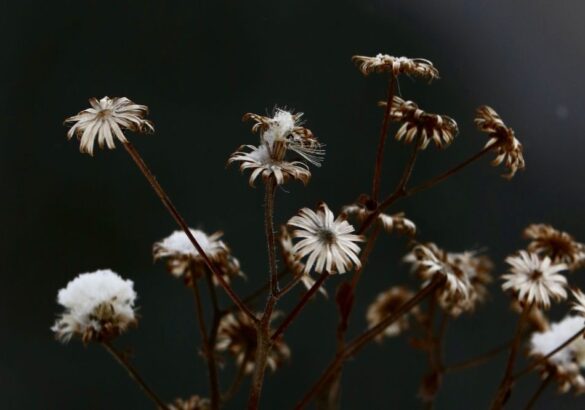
[
  {"left": 524, "top": 373, "right": 553, "bottom": 410},
  {"left": 358, "top": 143, "right": 494, "bottom": 235},
  {"left": 491, "top": 304, "right": 532, "bottom": 410},
  {"left": 297, "top": 276, "right": 445, "bottom": 408},
  {"left": 248, "top": 323, "right": 270, "bottom": 410},
  {"left": 371, "top": 74, "right": 396, "bottom": 201},
  {"left": 444, "top": 340, "right": 513, "bottom": 373},
  {"left": 222, "top": 349, "right": 251, "bottom": 404},
  {"left": 264, "top": 178, "right": 279, "bottom": 300},
  {"left": 222, "top": 270, "right": 291, "bottom": 315},
  {"left": 102, "top": 341, "right": 170, "bottom": 410},
  {"left": 275, "top": 275, "right": 303, "bottom": 299},
  {"left": 272, "top": 271, "right": 330, "bottom": 341},
  {"left": 349, "top": 224, "right": 382, "bottom": 289},
  {"left": 513, "top": 326, "right": 585, "bottom": 381},
  {"left": 190, "top": 275, "right": 220, "bottom": 410},
  {"left": 122, "top": 141, "right": 256, "bottom": 323}
]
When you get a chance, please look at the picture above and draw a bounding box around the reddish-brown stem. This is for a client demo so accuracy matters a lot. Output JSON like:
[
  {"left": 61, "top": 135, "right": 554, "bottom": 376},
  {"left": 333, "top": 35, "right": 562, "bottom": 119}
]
[
  {"left": 222, "top": 349, "right": 251, "bottom": 404},
  {"left": 371, "top": 74, "right": 397, "bottom": 201},
  {"left": 274, "top": 275, "right": 303, "bottom": 299},
  {"left": 349, "top": 224, "right": 382, "bottom": 289},
  {"left": 444, "top": 340, "right": 513, "bottom": 373},
  {"left": 122, "top": 142, "right": 257, "bottom": 324},
  {"left": 297, "top": 276, "right": 445, "bottom": 408},
  {"left": 190, "top": 275, "right": 220, "bottom": 409},
  {"left": 524, "top": 373, "right": 553, "bottom": 410},
  {"left": 358, "top": 143, "right": 494, "bottom": 235},
  {"left": 513, "top": 326, "right": 585, "bottom": 381},
  {"left": 491, "top": 304, "right": 532, "bottom": 410},
  {"left": 102, "top": 341, "right": 170, "bottom": 410},
  {"left": 264, "top": 178, "right": 279, "bottom": 300},
  {"left": 222, "top": 270, "right": 291, "bottom": 315},
  {"left": 271, "top": 271, "right": 330, "bottom": 341},
  {"left": 248, "top": 322, "right": 270, "bottom": 410}
]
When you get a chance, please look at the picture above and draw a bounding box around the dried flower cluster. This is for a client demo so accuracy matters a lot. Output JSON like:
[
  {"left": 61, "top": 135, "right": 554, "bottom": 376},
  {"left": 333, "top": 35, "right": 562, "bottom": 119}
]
[{"left": 54, "top": 50, "right": 585, "bottom": 410}]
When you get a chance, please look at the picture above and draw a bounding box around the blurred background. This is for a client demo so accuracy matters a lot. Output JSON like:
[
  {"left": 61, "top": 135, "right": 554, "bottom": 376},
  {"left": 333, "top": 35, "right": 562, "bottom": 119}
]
[{"left": 2, "top": 0, "right": 585, "bottom": 408}]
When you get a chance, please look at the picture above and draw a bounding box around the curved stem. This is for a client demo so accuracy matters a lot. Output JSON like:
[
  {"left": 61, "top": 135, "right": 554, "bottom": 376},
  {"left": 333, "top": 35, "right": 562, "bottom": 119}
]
[
  {"left": 222, "top": 349, "right": 251, "bottom": 404},
  {"left": 444, "top": 340, "right": 513, "bottom": 373},
  {"left": 491, "top": 304, "right": 532, "bottom": 410},
  {"left": 122, "top": 141, "right": 256, "bottom": 324},
  {"left": 371, "top": 74, "right": 397, "bottom": 201},
  {"left": 524, "top": 373, "right": 553, "bottom": 410},
  {"left": 102, "top": 341, "right": 170, "bottom": 410},
  {"left": 190, "top": 275, "right": 219, "bottom": 409},
  {"left": 297, "top": 276, "right": 445, "bottom": 408},
  {"left": 271, "top": 271, "right": 330, "bottom": 341}
]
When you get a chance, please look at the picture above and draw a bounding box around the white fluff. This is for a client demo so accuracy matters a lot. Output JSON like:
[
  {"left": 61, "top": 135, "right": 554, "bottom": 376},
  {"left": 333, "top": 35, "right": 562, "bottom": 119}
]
[
  {"left": 52, "top": 269, "right": 137, "bottom": 342},
  {"left": 530, "top": 316, "right": 585, "bottom": 366}
]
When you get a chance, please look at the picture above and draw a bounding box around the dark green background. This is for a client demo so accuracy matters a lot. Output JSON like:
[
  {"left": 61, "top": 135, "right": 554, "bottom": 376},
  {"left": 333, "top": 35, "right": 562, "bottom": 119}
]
[{"left": 2, "top": 0, "right": 585, "bottom": 408}]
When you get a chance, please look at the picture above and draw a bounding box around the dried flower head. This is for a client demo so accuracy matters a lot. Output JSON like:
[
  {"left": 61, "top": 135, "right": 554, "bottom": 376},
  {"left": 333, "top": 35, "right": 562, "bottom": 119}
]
[
  {"left": 215, "top": 312, "right": 290, "bottom": 374},
  {"left": 287, "top": 202, "right": 364, "bottom": 274},
  {"left": 474, "top": 106, "right": 525, "bottom": 179},
  {"left": 502, "top": 251, "right": 568, "bottom": 309},
  {"left": 228, "top": 144, "right": 311, "bottom": 186},
  {"left": 52, "top": 269, "right": 137, "bottom": 343},
  {"left": 168, "top": 396, "right": 211, "bottom": 410},
  {"left": 366, "top": 286, "right": 418, "bottom": 341},
  {"left": 65, "top": 96, "right": 154, "bottom": 156},
  {"left": 343, "top": 196, "right": 416, "bottom": 237},
  {"left": 153, "top": 229, "right": 244, "bottom": 286},
  {"left": 280, "top": 226, "right": 327, "bottom": 296},
  {"left": 379, "top": 97, "right": 458, "bottom": 149},
  {"left": 404, "top": 243, "right": 492, "bottom": 316},
  {"left": 524, "top": 224, "right": 585, "bottom": 270},
  {"left": 572, "top": 289, "right": 585, "bottom": 318},
  {"left": 229, "top": 108, "right": 324, "bottom": 186},
  {"left": 529, "top": 316, "right": 585, "bottom": 394},
  {"left": 352, "top": 54, "right": 439, "bottom": 81}
]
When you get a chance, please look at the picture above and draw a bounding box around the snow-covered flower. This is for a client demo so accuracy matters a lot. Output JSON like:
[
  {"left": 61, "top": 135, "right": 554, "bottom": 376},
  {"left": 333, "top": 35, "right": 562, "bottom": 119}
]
[
  {"left": 502, "top": 251, "right": 568, "bottom": 309},
  {"left": 65, "top": 96, "right": 154, "bottom": 156},
  {"left": 474, "top": 105, "right": 525, "bottom": 179},
  {"left": 524, "top": 224, "right": 585, "bottom": 270},
  {"left": 379, "top": 96, "right": 458, "bottom": 149},
  {"left": 343, "top": 196, "right": 416, "bottom": 237},
  {"left": 52, "top": 269, "right": 137, "bottom": 343},
  {"left": 153, "top": 229, "right": 244, "bottom": 286},
  {"left": 286, "top": 203, "right": 364, "bottom": 274},
  {"left": 215, "top": 312, "right": 290, "bottom": 374},
  {"left": 229, "top": 108, "right": 324, "bottom": 186},
  {"left": 352, "top": 54, "right": 439, "bottom": 80},
  {"left": 366, "top": 286, "right": 419, "bottom": 341},
  {"left": 529, "top": 316, "right": 585, "bottom": 394}
]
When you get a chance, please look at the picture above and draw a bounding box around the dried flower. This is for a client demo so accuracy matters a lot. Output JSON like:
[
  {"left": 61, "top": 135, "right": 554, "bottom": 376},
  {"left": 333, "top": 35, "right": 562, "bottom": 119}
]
[
  {"left": 52, "top": 269, "right": 137, "bottom": 343},
  {"left": 229, "top": 108, "right": 324, "bottom": 186},
  {"left": 405, "top": 243, "right": 472, "bottom": 311},
  {"left": 280, "top": 226, "right": 327, "bottom": 296},
  {"left": 366, "top": 286, "right": 418, "bottom": 341},
  {"left": 287, "top": 202, "right": 363, "bottom": 274},
  {"left": 502, "top": 251, "right": 568, "bottom": 309},
  {"left": 168, "top": 396, "right": 211, "bottom": 410},
  {"left": 529, "top": 316, "right": 585, "bottom": 394},
  {"left": 228, "top": 144, "right": 311, "bottom": 186},
  {"left": 572, "top": 289, "right": 585, "bottom": 318},
  {"left": 405, "top": 243, "right": 491, "bottom": 316},
  {"left": 343, "top": 196, "right": 416, "bottom": 236},
  {"left": 379, "top": 97, "right": 458, "bottom": 149},
  {"left": 474, "top": 106, "right": 525, "bottom": 179},
  {"left": 352, "top": 54, "right": 439, "bottom": 81},
  {"left": 65, "top": 96, "right": 154, "bottom": 156},
  {"left": 524, "top": 224, "right": 585, "bottom": 270},
  {"left": 153, "top": 229, "right": 244, "bottom": 286},
  {"left": 215, "top": 312, "right": 290, "bottom": 374}
]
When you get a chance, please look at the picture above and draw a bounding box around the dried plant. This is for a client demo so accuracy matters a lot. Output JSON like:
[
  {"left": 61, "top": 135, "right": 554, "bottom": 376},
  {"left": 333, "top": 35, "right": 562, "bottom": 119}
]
[{"left": 51, "top": 51, "right": 585, "bottom": 410}]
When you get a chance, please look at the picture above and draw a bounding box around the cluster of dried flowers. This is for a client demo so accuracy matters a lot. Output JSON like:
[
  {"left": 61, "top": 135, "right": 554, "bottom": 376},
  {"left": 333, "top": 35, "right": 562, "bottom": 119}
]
[{"left": 52, "top": 52, "right": 584, "bottom": 410}]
